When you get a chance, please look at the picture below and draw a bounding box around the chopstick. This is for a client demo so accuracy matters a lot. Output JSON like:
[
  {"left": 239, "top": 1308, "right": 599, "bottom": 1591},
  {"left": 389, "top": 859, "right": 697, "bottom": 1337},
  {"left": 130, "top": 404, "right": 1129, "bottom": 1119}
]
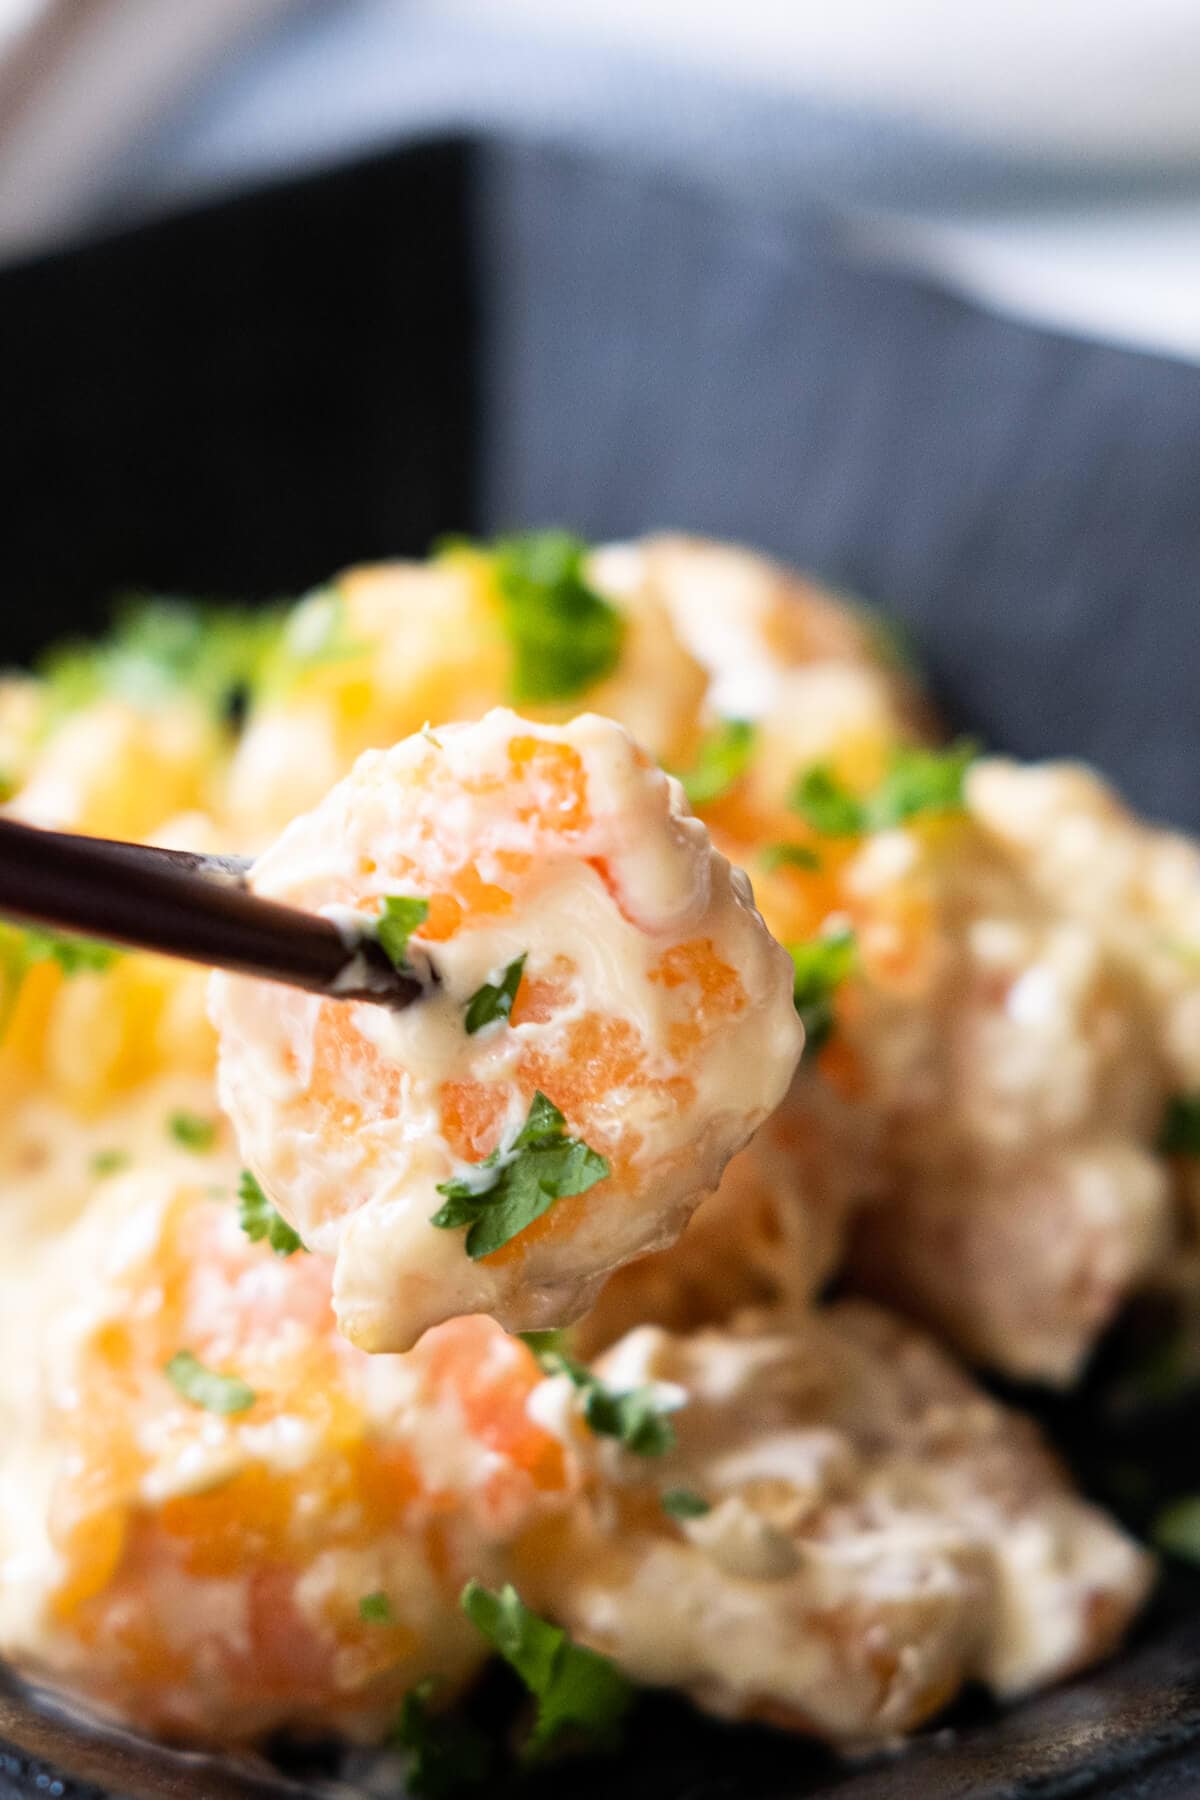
[{"left": 0, "top": 818, "right": 429, "bottom": 1008}]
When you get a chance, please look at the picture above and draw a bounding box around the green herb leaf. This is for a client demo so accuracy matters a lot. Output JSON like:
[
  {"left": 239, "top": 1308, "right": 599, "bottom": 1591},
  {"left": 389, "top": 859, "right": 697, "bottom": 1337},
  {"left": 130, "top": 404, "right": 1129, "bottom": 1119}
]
[
  {"left": 164, "top": 1350, "right": 255, "bottom": 1415},
  {"left": 759, "top": 842, "right": 822, "bottom": 873},
  {"left": 21, "top": 927, "right": 118, "bottom": 976},
  {"left": 518, "top": 1328, "right": 571, "bottom": 1358},
  {"left": 432, "top": 1092, "right": 609, "bottom": 1261},
  {"left": 529, "top": 1347, "right": 681, "bottom": 1458},
  {"left": 661, "top": 1488, "right": 711, "bottom": 1520},
  {"left": 1160, "top": 1095, "right": 1200, "bottom": 1156},
  {"left": 677, "top": 720, "right": 755, "bottom": 808},
  {"left": 788, "top": 927, "right": 857, "bottom": 1059},
  {"left": 865, "top": 739, "right": 976, "bottom": 830},
  {"left": 788, "top": 764, "right": 865, "bottom": 837},
  {"left": 169, "top": 1111, "right": 217, "bottom": 1153},
  {"left": 465, "top": 953, "right": 527, "bottom": 1035},
  {"left": 359, "top": 1590, "right": 393, "bottom": 1624},
  {"left": 90, "top": 1148, "right": 130, "bottom": 1178},
  {"left": 789, "top": 741, "right": 976, "bottom": 840},
  {"left": 237, "top": 1170, "right": 305, "bottom": 1257},
  {"left": 489, "top": 531, "right": 625, "bottom": 703},
  {"left": 390, "top": 1680, "right": 493, "bottom": 1799},
  {"left": 1154, "top": 1496, "right": 1200, "bottom": 1564},
  {"left": 38, "top": 597, "right": 284, "bottom": 727},
  {"left": 461, "top": 1582, "right": 632, "bottom": 1755},
  {"left": 377, "top": 895, "right": 430, "bottom": 972}
]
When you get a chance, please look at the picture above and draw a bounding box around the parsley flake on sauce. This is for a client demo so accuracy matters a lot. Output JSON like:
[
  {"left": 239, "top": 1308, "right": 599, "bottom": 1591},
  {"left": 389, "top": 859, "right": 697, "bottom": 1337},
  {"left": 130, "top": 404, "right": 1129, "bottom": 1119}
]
[
  {"left": 169, "top": 1111, "right": 217, "bottom": 1153},
  {"left": 376, "top": 895, "right": 430, "bottom": 972},
  {"left": 787, "top": 927, "right": 857, "bottom": 1059},
  {"left": 465, "top": 953, "right": 526, "bottom": 1035},
  {"left": 237, "top": 1169, "right": 305, "bottom": 1257},
  {"left": 389, "top": 1680, "right": 493, "bottom": 1798},
  {"left": 1155, "top": 1496, "right": 1200, "bottom": 1565},
  {"left": 38, "top": 597, "right": 283, "bottom": 725},
  {"left": 431, "top": 1092, "right": 609, "bottom": 1261},
  {"left": 530, "top": 1346, "right": 682, "bottom": 1457},
  {"left": 789, "top": 740, "right": 976, "bottom": 838},
  {"left": 677, "top": 719, "right": 755, "bottom": 808},
  {"left": 758, "top": 842, "right": 822, "bottom": 874},
  {"left": 460, "top": 1581, "right": 632, "bottom": 1756},
  {"left": 661, "top": 1488, "right": 711, "bottom": 1520},
  {"left": 20, "top": 927, "right": 118, "bottom": 977},
  {"left": 164, "top": 1350, "right": 255, "bottom": 1415},
  {"left": 359, "top": 1590, "right": 394, "bottom": 1624},
  {"left": 1160, "top": 1094, "right": 1200, "bottom": 1156},
  {"left": 491, "top": 530, "right": 625, "bottom": 703},
  {"left": 90, "top": 1149, "right": 130, "bottom": 1178}
]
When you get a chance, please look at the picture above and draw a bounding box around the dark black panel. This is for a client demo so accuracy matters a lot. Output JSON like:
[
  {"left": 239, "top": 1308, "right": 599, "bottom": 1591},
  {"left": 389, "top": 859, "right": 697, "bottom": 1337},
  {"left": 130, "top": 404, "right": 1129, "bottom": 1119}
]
[
  {"left": 0, "top": 141, "right": 477, "bottom": 657},
  {"left": 477, "top": 143, "right": 1200, "bottom": 830}
]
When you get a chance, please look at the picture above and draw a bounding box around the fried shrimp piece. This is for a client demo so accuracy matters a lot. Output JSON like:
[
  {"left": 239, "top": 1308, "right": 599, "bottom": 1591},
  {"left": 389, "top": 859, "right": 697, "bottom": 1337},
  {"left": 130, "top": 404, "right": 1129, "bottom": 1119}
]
[
  {"left": 0, "top": 1172, "right": 577, "bottom": 1742},
  {"left": 628, "top": 694, "right": 1175, "bottom": 1385},
  {"left": 593, "top": 534, "right": 935, "bottom": 735},
  {"left": 969, "top": 757, "right": 1200, "bottom": 1088},
  {"left": 529, "top": 1304, "right": 1152, "bottom": 1748},
  {"left": 211, "top": 710, "right": 802, "bottom": 1352},
  {"left": 576, "top": 1066, "right": 876, "bottom": 1355}
]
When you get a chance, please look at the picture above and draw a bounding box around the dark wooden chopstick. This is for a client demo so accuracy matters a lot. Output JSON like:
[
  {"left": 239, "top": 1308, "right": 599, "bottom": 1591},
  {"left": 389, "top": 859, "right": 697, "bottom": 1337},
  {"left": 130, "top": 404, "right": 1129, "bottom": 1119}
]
[{"left": 0, "top": 818, "right": 428, "bottom": 1008}]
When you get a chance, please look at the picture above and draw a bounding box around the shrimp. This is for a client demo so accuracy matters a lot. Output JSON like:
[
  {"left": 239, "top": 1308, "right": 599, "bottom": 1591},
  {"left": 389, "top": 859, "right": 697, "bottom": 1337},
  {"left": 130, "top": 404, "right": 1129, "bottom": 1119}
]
[
  {"left": 210, "top": 709, "right": 803, "bottom": 1352},
  {"left": 0, "top": 1169, "right": 577, "bottom": 1742},
  {"left": 644, "top": 682, "right": 1177, "bottom": 1384},
  {"left": 530, "top": 1304, "right": 1152, "bottom": 1748}
]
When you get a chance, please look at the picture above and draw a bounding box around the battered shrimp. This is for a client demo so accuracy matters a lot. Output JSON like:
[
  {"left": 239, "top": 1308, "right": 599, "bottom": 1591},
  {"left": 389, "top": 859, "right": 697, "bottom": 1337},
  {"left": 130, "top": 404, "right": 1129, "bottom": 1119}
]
[
  {"left": 530, "top": 1305, "right": 1152, "bottom": 1747},
  {"left": 0, "top": 1170, "right": 577, "bottom": 1741},
  {"left": 211, "top": 710, "right": 802, "bottom": 1352}
]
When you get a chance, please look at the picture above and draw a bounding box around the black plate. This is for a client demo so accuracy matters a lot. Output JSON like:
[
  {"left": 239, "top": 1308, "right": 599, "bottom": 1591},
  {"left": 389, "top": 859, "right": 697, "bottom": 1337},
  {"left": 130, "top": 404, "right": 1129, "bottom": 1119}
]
[{"left": 3, "top": 135, "right": 1200, "bottom": 1798}]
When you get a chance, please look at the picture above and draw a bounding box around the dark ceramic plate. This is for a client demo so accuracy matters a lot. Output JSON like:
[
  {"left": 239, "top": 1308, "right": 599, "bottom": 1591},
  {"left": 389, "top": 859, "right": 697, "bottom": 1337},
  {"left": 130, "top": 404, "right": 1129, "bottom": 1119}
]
[{"left": 3, "top": 135, "right": 1200, "bottom": 1798}]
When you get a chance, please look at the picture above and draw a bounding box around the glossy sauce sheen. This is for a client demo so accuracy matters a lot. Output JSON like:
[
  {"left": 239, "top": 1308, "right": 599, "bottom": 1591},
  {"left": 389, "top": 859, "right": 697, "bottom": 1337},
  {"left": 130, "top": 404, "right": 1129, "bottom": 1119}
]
[{"left": 210, "top": 709, "right": 802, "bottom": 1351}]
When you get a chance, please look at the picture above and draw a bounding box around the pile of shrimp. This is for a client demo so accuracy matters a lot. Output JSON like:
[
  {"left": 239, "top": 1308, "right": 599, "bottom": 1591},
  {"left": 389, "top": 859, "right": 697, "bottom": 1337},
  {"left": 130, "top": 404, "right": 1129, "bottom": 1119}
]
[{"left": 0, "top": 530, "right": 1192, "bottom": 1757}]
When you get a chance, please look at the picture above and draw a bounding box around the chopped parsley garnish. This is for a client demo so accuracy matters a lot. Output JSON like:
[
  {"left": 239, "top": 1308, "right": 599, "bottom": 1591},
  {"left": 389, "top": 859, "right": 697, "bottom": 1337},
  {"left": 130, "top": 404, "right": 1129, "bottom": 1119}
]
[
  {"left": 431, "top": 1092, "right": 609, "bottom": 1261},
  {"left": 661, "top": 1488, "right": 711, "bottom": 1520},
  {"left": 90, "top": 1148, "right": 129, "bottom": 1178},
  {"left": 38, "top": 597, "right": 283, "bottom": 726},
  {"left": 465, "top": 953, "right": 526, "bottom": 1035},
  {"left": 1154, "top": 1497, "right": 1200, "bottom": 1564},
  {"left": 869, "top": 740, "right": 977, "bottom": 829},
  {"left": 788, "top": 927, "right": 857, "bottom": 1058},
  {"left": 237, "top": 1169, "right": 305, "bottom": 1257},
  {"left": 20, "top": 927, "right": 118, "bottom": 976},
  {"left": 518, "top": 1328, "right": 570, "bottom": 1358},
  {"left": 169, "top": 1110, "right": 217, "bottom": 1153},
  {"left": 677, "top": 719, "right": 755, "bottom": 808},
  {"left": 788, "top": 764, "right": 867, "bottom": 838},
  {"left": 490, "top": 530, "right": 625, "bottom": 703},
  {"left": 460, "top": 1581, "right": 632, "bottom": 1756},
  {"left": 529, "top": 1346, "right": 681, "bottom": 1457},
  {"left": 164, "top": 1350, "right": 255, "bottom": 1415},
  {"left": 376, "top": 895, "right": 430, "bottom": 971},
  {"left": 789, "top": 740, "right": 976, "bottom": 838},
  {"left": 1160, "top": 1095, "right": 1200, "bottom": 1156},
  {"left": 759, "top": 842, "right": 821, "bottom": 874},
  {"left": 389, "top": 1680, "right": 493, "bottom": 1798},
  {"left": 359, "top": 1590, "right": 394, "bottom": 1624}
]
